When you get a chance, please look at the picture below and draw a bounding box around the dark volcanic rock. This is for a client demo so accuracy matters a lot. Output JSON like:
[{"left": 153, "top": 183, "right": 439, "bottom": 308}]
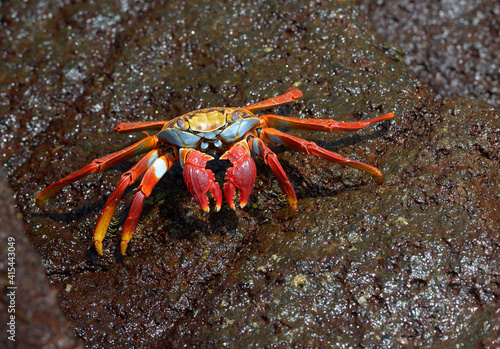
[
  {"left": 358, "top": 0, "right": 500, "bottom": 109},
  {"left": 1, "top": 0, "right": 499, "bottom": 348},
  {"left": 0, "top": 168, "right": 82, "bottom": 349}
]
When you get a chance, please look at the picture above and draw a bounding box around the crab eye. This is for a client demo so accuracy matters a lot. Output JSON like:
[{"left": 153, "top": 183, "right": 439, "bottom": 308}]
[
  {"left": 230, "top": 111, "right": 241, "bottom": 122},
  {"left": 176, "top": 118, "right": 188, "bottom": 130}
]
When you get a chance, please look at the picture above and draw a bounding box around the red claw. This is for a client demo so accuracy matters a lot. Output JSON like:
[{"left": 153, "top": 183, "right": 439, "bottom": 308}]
[
  {"left": 180, "top": 149, "right": 222, "bottom": 212},
  {"left": 220, "top": 140, "right": 256, "bottom": 209}
]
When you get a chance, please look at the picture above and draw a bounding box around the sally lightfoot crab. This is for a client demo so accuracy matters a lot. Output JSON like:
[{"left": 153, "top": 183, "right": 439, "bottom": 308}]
[{"left": 36, "top": 87, "right": 394, "bottom": 255}]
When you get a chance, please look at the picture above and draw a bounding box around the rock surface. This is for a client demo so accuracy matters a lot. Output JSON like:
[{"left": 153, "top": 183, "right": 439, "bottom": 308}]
[
  {"left": 358, "top": 0, "right": 500, "bottom": 109},
  {"left": 0, "top": 167, "right": 82, "bottom": 349}
]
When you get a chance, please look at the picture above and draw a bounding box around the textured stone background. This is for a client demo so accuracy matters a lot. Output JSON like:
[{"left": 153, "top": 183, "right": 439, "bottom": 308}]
[{"left": 1, "top": 0, "right": 499, "bottom": 348}]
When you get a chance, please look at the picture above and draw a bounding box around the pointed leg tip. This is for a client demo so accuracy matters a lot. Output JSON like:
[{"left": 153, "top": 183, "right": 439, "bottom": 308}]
[
  {"left": 373, "top": 169, "right": 384, "bottom": 184},
  {"left": 287, "top": 86, "right": 303, "bottom": 99},
  {"left": 35, "top": 197, "right": 45, "bottom": 210},
  {"left": 95, "top": 241, "right": 104, "bottom": 256},
  {"left": 120, "top": 240, "right": 129, "bottom": 256},
  {"left": 383, "top": 112, "right": 395, "bottom": 120}
]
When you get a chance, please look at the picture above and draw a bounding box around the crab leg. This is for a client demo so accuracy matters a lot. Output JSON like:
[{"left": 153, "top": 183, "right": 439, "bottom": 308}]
[
  {"left": 220, "top": 139, "right": 257, "bottom": 209},
  {"left": 244, "top": 87, "right": 303, "bottom": 113},
  {"left": 120, "top": 152, "right": 177, "bottom": 255},
  {"left": 261, "top": 128, "right": 384, "bottom": 183},
  {"left": 36, "top": 135, "right": 159, "bottom": 208},
  {"left": 93, "top": 148, "right": 164, "bottom": 256},
  {"left": 260, "top": 112, "right": 394, "bottom": 132},
  {"left": 180, "top": 148, "right": 223, "bottom": 213},
  {"left": 246, "top": 134, "right": 298, "bottom": 212},
  {"left": 114, "top": 121, "right": 170, "bottom": 134}
]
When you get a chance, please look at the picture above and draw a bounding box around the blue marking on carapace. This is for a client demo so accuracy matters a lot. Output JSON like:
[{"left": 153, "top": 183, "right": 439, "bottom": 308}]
[
  {"left": 219, "top": 118, "right": 260, "bottom": 143},
  {"left": 158, "top": 129, "right": 201, "bottom": 148}
]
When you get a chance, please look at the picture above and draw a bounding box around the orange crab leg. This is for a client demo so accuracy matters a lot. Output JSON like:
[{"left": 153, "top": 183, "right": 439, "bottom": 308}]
[
  {"left": 36, "top": 135, "right": 159, "bottom": 208},
  {"left": 180, "top": 149, "right": 223, "bottom": 213},
  {"left": 220, "top": 139, "right": 257, "bottom": 209},
  {"left": 261, "top": 128, "right": 384, "bottom": 183},
  {"left": 244, "top": 87, "right": 303, "bottom": 113},
  {"left": 114, "top": 121, "right": 170, "bottom": 134},
  {"left": 246, "top": 134, "right": 298, "bottom": 213},
  {"left": 93, "top": 148, "right": 164, "bottom": 256},
  {"left": 260, "top": 112, "right": 394, "bottom": 132},
  {"left": 120, "top": 152, "right": 177, "bottom": 255}
]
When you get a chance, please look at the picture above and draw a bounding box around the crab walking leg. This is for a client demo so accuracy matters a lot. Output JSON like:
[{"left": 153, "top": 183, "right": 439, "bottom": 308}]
[
  {"left": 120, "top": 152, "right": 177, "bottom": 255},
  {"left": 180, "top": 149, "right": 223, "bottom": 213},
  {"left": 260, "top": 112, "right": 394, "bottom": 132},
  {"left": 244, "top": 87, "right": 303, "bottom": 113},
  {"left": 93, "top": 148, "right": 164, "bottom": 256},
  {"left": 36, "top": 135, "right": 159, "bottom": 208},
  {"left": 220, "top": 139, "right": 257, "bottom": 209},
  {"left": 246, "top": 134, "right": 298, "bottom": 213},
  {"left": 261, "top": 128, "right": 384, "bottom": 183},
  {"left": 114, "top": 121, "right": 170, "bottom": 134}
]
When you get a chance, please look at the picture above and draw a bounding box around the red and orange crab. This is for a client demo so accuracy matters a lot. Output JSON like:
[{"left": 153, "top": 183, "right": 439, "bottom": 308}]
[{"left": 37, "top": 87, "right": 394, "bottom": 256}]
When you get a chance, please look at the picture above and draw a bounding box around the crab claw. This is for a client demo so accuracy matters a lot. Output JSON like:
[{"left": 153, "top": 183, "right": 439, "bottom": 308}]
[
  {"left": 220, "top": 140, "right": 256, "bottom": 209},
  {"left": 180, "top": 148, "right": 222, "bottom": 212}
]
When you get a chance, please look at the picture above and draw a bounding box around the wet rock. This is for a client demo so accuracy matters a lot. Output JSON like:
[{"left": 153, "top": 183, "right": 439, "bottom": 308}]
[
  {"left": 1, "top": 0, "right": 499, "bottom": 348},
  {"left": 0, "top": 168, "right": 82, "bottom": 349},
  {"left": 357, "top": 0, "right": 500, "bottom": 109}
]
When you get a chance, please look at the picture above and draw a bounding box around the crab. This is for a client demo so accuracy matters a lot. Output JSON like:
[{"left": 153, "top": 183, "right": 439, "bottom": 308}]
[{"left": 36, "top": 87, "right": 394, "bottom": 256}]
